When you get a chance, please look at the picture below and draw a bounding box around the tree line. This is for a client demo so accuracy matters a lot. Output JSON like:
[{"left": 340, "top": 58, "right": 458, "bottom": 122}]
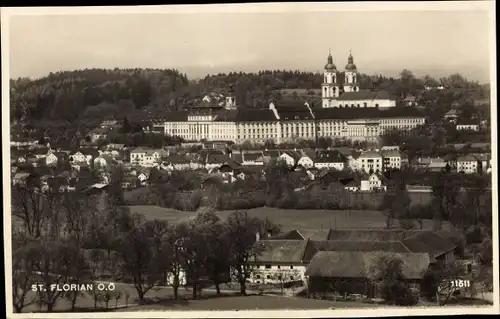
[{"left": 11, "top": 173, "right": 279, "bottom": 313}]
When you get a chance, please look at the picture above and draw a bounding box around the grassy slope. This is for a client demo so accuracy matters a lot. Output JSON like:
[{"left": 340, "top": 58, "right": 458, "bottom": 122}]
[{"left": 129, "top": 206, "right": 389, "bottom": 230}]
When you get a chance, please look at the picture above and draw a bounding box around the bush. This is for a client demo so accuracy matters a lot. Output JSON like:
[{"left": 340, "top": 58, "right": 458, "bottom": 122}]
[
  {"left": 465, "top": 226, "right": 483, "bottom": 245},
  {"left": 479, "top": 237, "right": 492, "bottom": 265},
  {"left": 399, "top": 219, "right": 416, "bottom": 230},
  {"left": 408, "top": 204, "right": 434, "bottom": 219},
  {"left": 381, "top": 281, "right": 418, "bottom": 306}
]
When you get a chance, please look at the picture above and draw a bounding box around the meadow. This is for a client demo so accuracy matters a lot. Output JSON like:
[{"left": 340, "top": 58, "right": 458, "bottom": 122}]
[
  {"left": 127, "top": 205, "right": 442, "bottom": 232},
  {"left": 113, "top": 294, "right": 377, "bottom": 311}
]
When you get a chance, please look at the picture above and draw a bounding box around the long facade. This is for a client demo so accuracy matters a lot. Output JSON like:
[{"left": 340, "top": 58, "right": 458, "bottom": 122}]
[
  {"left": 143, "top": 54, "right": 425, "bottom": 144},
  {"left": 145, "top": 104, "right": 425, "bottom": 144}
]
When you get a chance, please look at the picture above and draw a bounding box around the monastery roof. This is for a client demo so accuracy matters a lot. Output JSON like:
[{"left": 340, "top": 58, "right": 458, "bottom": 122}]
[
  {"left": 148, "top": 104, "right": 425, "bottom": 124},
  {"left": 154, "top": 111, "right": 189, "bottom": 122},
  {"left": 213, "top": 109, "right": 238, "bottom": 121},
  {"left": 314, "top": 107, "right": 424, "bottom": 120},
  {"left": 236, "top": 109, "right": 278, "bottom": 122},
  {"left": 336, "top": 90, "right": 392, "bottom": 101}
]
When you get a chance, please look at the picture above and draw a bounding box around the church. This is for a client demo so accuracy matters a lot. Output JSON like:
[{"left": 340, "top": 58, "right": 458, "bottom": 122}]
[
  {"left": 321, "top": 51, "right": 396, "bottom": 109},
  {"left": 145, "top": 54, "right": 424, "bottom": 144}
]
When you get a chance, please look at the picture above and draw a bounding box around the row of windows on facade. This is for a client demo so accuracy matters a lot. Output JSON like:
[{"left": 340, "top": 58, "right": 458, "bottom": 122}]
[
  {"left": 255, "top": 275, "right": 296, "bottom": 281},
  {"left": 131, "top": 153, "right": 159, "bottom": 158},
  {"left": 361, "top": 158, "right": 401, "bottom": 162},
  {"left": 164, "top": 123, "right": 419, "bottom": 135},
  {"left": 323, "top": 76, "right": 358, "bottom": 83},
  {"left": 323, "top": 86, "right": 359, "bottom": 93},
  {"left": 166, "top": 128, "right": 406, "bottom": 139},
  {"left": 258, "top": 265, "right": 295, "bottom": 270},
  {"left": 164, "top": 119, "right": 422, "bottom": 127}
]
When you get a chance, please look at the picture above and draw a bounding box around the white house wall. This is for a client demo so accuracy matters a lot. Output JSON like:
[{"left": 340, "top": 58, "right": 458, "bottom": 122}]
[{"left": 250, "top": 265, "right": 307, "bottom": 285}]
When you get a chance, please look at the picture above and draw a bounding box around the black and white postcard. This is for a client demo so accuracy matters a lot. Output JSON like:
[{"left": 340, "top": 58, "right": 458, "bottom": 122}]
[{"left": 2, "top": 2, "right": 498, "bottom": 318}]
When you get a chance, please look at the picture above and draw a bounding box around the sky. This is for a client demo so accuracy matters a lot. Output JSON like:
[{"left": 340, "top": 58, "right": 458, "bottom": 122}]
[{"left": 5, "top": 4, "right": 494, "bottom": 83}]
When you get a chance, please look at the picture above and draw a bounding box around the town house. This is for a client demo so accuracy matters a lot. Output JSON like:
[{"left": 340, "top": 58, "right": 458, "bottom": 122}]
[
  {"left": 205, "top": 153, "right": 231, "bottom": 171},
  {"left": 314, "top": 150, "right": 347, "bottom": 170},
  {"left": 242, "top": 152, "right": 266, "bottom": 166},
  {"left": 250, "top": 238, "right": 309, "bottom": 285},
  {"left": 279, "top": 150, "right": 302, "bottom": 167},
  {"left": 162, "top": 155, "right": 192, "bottom": 171},
  {"left": 381, "top": 149, "right": 402, "bottom": 171},
  {"left": 357, "top": 150, "right": 383, "bottom": 173},
  {"left": 130, "top": 148, "right": 169, "bottom": 167},
  {"left": 69, "top": 151, "right": 93, "bottom": 164}
]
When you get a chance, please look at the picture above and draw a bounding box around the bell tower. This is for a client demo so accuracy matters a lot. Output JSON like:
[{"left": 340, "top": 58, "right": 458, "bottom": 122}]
[
  {"left": 343, "top": 50, "right": 359, "bottom": 93},
  {"left": 321, "top": 50, "right": 340, "bottom": 108}
]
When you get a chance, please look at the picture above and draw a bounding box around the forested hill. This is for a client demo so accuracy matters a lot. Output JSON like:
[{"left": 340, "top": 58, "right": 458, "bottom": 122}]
[
  {"left": 10, "top": 68, "right": 487, "bottom": 140},
  {"left": 10, "top": 68, "right": 190, "bottom": 124}
]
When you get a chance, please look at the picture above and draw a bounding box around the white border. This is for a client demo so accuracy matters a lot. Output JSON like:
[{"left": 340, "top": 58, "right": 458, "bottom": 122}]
[{"left": 2, "top": 2, "right": 498, "bottom": 318}]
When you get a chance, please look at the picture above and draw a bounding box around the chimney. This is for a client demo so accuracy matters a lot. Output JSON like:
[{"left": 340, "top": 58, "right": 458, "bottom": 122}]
[{"left": 255, "top": 232, "right": 260, "bottom": 242}]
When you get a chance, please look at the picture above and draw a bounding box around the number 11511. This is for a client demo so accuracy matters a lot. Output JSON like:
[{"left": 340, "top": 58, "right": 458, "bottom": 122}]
[{"left": 451, "top": 279, "right": 471, "bottom": 288}]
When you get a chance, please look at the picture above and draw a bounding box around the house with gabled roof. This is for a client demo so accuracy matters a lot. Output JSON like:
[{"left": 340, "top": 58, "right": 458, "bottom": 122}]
[
  {"left": 250, "top": 239, "right": 310, "bottom": 285},
  {"left": 262, "top": 150, "right": 281, "bottom": 159},
  {"left": 242, "top": 151, "right": 265, "bottom": 166},
  {"left": 12, "top": 172, "right": 31, "bottom": 186},
  {"left": 88, "top": 127, "right": 110, "bottom": 143},
  {"left": 297, "top": 153, "right": 314, "bottom": 169},
  {"left": 162, "top": 154, "right": 192, "bottom": 171},
  {"left": 403, "top": 94, "right": 417, "bottom": 107},
  {"left": 69, "top": 151, "right": 93, "bottom": 164},
  {"left": 211, "top": 159, "right": 242, "bottom": 177},
  {"left": 314, "top": 150, "right": 347, "bottom": 170},
  {"left": 344, "top": 179, "right": 360, "bottom": 192},
  {"left": 253, "top": 228, "right": 458, "bottom": 295},
  {"left": 266, "top": 229, "right": 458, "bottom": 264},
  {"left": 359, "top": 172, "right": 387, "bottom": 192},
  {"left": 44, "top": 151, "right": 59, "bottom": 167},
  {"left": 456, "top": 121, "right": 480, "bottom": 132},
  {"left": 205, "top": 153, "right": 231, "bottom": 171},
  {"left": 357, "top": 150, "right": 383, "bottom": 173},
  {"left": 444, "top": 109, "right": 459, "bottom": 121},
  {"left": 457, "top": 154, "right": 490, "bottom": 174},
  {"left": 279, "top": 150, "right": 302, "bottom": 167},
  {"left": 381, "top": 149, "right": 402, "bottom": 171},
  {"left": 129, "top": 147, "right": 167, "bottom": 167},
  {"left": 305, "top": 251, "right": 431, "bottom": 298}
]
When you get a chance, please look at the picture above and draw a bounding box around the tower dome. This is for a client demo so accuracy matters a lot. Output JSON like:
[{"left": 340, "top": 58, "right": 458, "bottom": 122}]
[
  {"left": 324, "top": 51, "right": 336, "bottom": 71},
  {"left": 345, "top": 51, "right": 357, "bottom": 71}
]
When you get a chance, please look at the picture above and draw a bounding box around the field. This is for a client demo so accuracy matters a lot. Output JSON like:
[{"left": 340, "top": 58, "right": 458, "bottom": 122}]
[
  {"left": 128, "top": 206, "right": 390, "bottom": 230},
  {"left": 127, "top": 205, "right": 451, "bottom": 232},
  {"left": 20, "top": 283, "right": 374, "bottom": 312},
  {"left": 114, "top": 295, "right": 377, "bottom": 311},
  {"left": 344, "top": 191, "right": 432, "bottom": 207}
]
